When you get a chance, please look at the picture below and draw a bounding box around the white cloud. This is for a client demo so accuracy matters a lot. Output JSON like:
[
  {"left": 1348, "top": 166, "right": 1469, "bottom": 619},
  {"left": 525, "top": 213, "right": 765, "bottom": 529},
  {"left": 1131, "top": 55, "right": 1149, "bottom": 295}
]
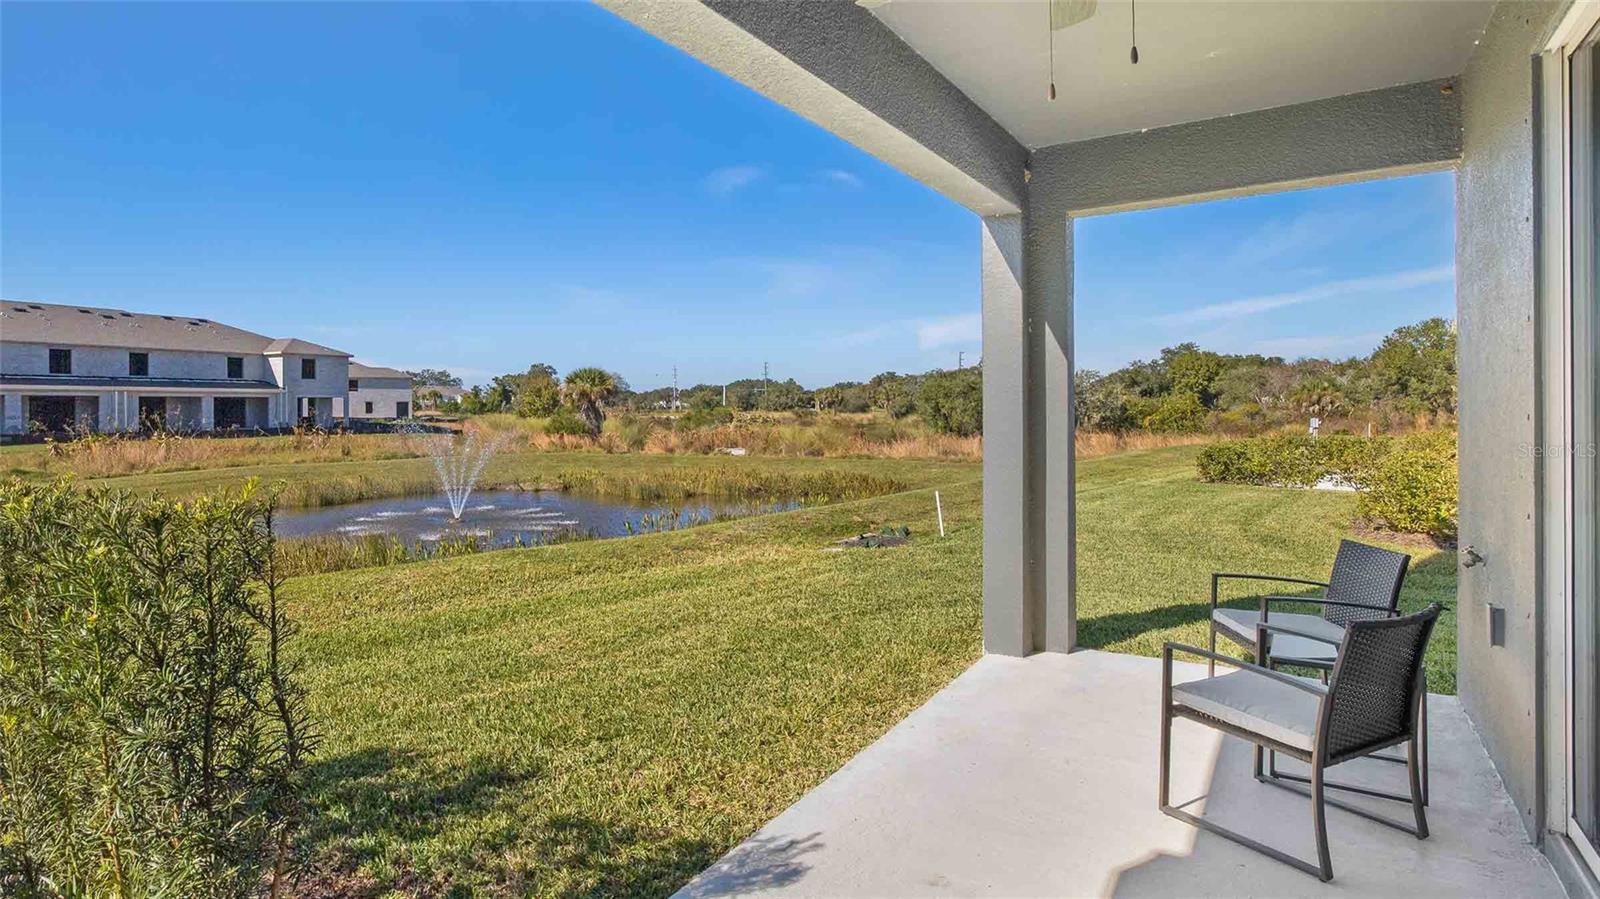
[
  {"left": 702, "top": 164, "right": 765, "bottom": 196},
  {"left": 819, "top": 168, "right": 863, "bottom": 189},
  {"left": 916, "top": 313, "right": 981, "bottom": 350},
  {"left": 1156, "top": 265, "right": 1453, "bottom": 326}
]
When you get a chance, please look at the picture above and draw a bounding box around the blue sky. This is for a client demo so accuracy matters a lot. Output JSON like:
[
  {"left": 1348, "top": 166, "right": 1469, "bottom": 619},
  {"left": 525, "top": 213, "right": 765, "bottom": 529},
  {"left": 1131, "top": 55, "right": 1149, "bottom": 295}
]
[{"left": 1, "top": 1, "right": 1455, "bottom": 389}]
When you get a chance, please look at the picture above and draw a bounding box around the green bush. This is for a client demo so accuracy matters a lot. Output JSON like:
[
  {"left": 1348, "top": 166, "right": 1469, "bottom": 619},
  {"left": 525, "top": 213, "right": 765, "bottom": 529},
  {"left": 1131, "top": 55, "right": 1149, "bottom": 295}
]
[
  {"left": 611, "top": 413, "right": 654, "bottom": 451},
  {"left": 1196, "top": 434, "right": 1385, "bottom": 487},
  {"left": 0, "top": 479, "right": 315, "bottom": 897},
  {"left": 1142, "top": 393, "right": 1209, "bottom": 433},
  {"left": 1197, "top": 431, "right": 1458, "bottom": 537},
  {"left": 677, "top": 404, "right": 735, "bottom": 430},
  {"left": 1358, "top": 431, "right": 1459, "bottom": 538},
  {"left": 917, "top": 368, "right": 982, "bottom": 436},
  {"left": 544, "top": 406, "right": 588, "bottom": 436}
]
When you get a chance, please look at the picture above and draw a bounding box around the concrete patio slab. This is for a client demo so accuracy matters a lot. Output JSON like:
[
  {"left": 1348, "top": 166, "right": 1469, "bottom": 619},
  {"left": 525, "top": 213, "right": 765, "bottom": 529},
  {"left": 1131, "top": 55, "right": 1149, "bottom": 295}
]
[{"left": 676, "top": 650, "right": 1563, "bottom": 898}]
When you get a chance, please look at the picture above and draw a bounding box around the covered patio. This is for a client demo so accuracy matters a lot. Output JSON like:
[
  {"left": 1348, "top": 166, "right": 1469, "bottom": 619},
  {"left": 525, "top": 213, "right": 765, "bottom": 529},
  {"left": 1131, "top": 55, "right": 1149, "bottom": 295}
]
[
  {"left": 675, "top": 652, "right": 1559, "bottom": 898},
  {"left": 601, "top": 0, "right": 1599, "bottom": 895}
]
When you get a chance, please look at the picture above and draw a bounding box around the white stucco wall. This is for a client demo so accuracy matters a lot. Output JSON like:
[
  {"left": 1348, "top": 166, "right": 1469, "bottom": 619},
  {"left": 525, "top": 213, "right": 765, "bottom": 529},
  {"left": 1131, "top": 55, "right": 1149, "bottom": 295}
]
[
  {"left": 0, "top": 341, "right": 271, "bottom": 381},
  {"left": 349, "top": 378, "right": 412, "bottom": 418},
  {"left": 278, "top": 354, "right": 350, "bottom": 426}
]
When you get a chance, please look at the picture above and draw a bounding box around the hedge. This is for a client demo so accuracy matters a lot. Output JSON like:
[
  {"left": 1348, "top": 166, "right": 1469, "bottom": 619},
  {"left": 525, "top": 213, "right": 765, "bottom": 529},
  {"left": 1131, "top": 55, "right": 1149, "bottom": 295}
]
[{"left": 1197, "top": 431, "right": 1457, "bottom": 538}]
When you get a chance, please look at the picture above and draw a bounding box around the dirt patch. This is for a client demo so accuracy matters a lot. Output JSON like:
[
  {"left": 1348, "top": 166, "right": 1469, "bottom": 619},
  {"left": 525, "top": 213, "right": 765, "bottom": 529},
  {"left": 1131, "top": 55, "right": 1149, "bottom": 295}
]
[
  {"left": 832, "top": 530, "right": 911, "bottom": 549},
  {"left": 1351, "top": 517, "right": 1456, "bottom": 552}
]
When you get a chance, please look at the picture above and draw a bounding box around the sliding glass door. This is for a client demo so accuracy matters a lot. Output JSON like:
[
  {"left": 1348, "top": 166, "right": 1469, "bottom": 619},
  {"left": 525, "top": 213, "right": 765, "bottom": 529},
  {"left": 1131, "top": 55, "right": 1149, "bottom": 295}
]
[{"left": 1569, "top": 14, "right": 1600, "bottom": 861}]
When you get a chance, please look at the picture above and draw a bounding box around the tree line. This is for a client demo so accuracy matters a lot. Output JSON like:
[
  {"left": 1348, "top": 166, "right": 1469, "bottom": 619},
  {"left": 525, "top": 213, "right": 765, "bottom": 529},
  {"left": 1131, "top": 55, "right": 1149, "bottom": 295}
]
[
  {"left": 408, "top": 316, "right": 1453, "bottom": 437},
  {"left": 1075, "top": 317, "right": 1456, "bottom": 433}
]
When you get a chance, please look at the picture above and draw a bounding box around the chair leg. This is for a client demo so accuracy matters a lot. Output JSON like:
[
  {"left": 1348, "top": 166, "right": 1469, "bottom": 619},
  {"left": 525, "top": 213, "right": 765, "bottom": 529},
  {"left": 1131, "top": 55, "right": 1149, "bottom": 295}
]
[
  {"left": 1312, "top": 762, "right": 1333, "bottom": 882},
  {"left": 1160, "top": 652, "right": 1172, "bottom": 810},
  {"left": 1159, "top": 705, "right": 1172, "bottom": 810},
  {"left": 1419, "top": 691, "right": 1429, "bottom": 806},
  {"left": 1408, "top": 724, "right": 1430, "bottom": 839}
]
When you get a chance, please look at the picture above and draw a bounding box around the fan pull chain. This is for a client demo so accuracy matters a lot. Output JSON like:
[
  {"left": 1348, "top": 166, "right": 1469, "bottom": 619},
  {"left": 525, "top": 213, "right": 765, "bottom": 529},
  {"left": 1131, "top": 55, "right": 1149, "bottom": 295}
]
[
  {"left": 1048, "top": 1, "right": 1058, "bottom": 100},
  {"left": 1130, "top": 0, "right": 1139, "bottom": 64}
]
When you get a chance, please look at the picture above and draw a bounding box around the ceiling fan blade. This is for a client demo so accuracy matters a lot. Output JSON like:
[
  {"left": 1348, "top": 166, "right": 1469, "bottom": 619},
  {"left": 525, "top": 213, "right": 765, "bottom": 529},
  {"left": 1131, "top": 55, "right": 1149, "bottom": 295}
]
[{"left": 1050, "top": 0, "right": 1097, "bottom": 30}]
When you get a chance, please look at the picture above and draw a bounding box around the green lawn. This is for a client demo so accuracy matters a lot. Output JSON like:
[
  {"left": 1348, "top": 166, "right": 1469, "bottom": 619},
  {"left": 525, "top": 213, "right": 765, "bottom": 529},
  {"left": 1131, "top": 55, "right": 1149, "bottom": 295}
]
[{"left": 275, "top": 444, "right": 1453, "bottom": 896}]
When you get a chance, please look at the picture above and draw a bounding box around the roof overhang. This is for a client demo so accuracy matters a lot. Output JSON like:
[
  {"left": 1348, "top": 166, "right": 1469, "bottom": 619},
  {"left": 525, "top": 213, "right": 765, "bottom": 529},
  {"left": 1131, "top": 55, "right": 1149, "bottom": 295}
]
[
  {"left": 0, "top": 376, "right": 283, "bottom": 395},
  {"left": 601, "top": 1, "right": 1476, "bottom": 216}
]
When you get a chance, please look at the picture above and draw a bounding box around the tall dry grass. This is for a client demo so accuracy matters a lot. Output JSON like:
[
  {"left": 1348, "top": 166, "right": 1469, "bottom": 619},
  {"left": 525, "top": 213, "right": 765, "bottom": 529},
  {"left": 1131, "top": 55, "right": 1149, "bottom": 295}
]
[
  {"left": 42, "top": 430, "right": 422, "bottom": 478},
  {"left": 1073, "top": 431, "right": 1218, "bottom": 459}
]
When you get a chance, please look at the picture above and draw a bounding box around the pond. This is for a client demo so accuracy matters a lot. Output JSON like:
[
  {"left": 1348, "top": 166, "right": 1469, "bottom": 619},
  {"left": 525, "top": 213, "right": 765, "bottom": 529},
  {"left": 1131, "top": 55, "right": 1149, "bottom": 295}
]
[{"left": 272, "top": 489, "right": 802, "bottom": 548}]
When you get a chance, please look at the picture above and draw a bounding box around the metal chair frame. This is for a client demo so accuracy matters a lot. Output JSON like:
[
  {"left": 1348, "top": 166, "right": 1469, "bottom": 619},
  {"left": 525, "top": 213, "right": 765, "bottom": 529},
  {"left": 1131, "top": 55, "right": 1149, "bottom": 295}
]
[{"left": 1160, "top": 605, "right": 1440, "bottom": 882}]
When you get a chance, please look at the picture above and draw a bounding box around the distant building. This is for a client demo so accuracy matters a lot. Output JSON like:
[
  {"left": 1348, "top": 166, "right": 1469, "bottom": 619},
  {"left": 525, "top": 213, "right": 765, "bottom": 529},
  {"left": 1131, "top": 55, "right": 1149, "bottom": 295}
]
[
  {"left": 1, "top": 300, "right": 351, "bottom": 435},
  {"left": 415, "top": 384, "right": 466, "bottom": 410},
  {"left": 346, "top": 363, "right": 413, "bottom": 419}
]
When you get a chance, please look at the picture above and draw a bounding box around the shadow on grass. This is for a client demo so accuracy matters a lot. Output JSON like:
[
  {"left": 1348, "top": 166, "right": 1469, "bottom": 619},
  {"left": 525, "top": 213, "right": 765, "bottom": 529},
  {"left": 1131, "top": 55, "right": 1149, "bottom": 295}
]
[
  {"left": 1075, "top": 547, "right": 1456, "bottom": 657},
  {"left": 293, "top": 747, "right": 749, "bottom": 898},
  {"left": 294, "top": 746, "right": 539, "bottom": 897},
  {"left": 527, "top": 815, "right": 810, "bottom": 899}
]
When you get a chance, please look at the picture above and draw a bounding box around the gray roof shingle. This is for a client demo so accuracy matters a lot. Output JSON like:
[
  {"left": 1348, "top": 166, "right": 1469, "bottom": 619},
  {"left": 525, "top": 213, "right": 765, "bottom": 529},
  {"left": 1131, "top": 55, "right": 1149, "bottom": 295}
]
[{"left": 1, "top": 301, "right": 350, "bottom": 356}]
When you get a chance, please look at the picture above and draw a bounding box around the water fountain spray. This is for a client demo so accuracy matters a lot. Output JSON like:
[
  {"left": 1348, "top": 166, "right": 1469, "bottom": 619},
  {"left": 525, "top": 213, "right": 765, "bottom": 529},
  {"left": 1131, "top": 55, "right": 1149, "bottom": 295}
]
[{"left": 402, "top": 424, "right": 505, "bottom": 520}]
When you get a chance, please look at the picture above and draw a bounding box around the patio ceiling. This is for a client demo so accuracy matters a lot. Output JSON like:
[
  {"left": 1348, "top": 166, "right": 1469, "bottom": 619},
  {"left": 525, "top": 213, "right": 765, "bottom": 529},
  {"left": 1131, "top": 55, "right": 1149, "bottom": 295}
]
[{"left": 864, "top": 0, "right": 1495, "bottom": 148}]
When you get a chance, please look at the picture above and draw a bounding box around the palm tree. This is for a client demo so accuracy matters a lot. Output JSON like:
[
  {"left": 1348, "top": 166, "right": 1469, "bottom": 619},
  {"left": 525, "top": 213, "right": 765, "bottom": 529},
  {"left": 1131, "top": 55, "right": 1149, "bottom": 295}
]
[{"left": 562, "top": 367, "right": 619, "bottom": 439}]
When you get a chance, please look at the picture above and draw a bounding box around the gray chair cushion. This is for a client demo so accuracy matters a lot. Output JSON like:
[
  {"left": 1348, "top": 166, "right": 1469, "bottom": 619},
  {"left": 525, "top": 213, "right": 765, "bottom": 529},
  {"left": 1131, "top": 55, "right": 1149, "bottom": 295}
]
[
  {"left": 1212, "top": 608, "right": 1344, "bottom": 663},
  {"left": 1171, "top": 670, "right": 1325, "bottom": 752}
]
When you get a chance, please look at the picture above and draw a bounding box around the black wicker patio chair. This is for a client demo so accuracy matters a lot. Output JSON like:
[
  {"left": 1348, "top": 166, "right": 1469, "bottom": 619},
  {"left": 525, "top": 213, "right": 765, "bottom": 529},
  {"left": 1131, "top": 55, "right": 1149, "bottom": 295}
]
[
  {"left": 1159, "top": 604, "right": 1441, "bottom": 882},
  {"left": 1208, "top": 539, "right": 1411, "bottom": 677},
  {"left": 1206, "top": 539, "right": 1426, "bottom": 802}
]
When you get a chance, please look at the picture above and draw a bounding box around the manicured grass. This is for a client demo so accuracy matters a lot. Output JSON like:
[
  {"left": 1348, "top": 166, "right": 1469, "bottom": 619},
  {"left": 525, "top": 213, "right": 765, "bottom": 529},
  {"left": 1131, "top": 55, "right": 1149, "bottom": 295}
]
[{"left": 279, "top": 445, "right": 1454, "bottom": 896}]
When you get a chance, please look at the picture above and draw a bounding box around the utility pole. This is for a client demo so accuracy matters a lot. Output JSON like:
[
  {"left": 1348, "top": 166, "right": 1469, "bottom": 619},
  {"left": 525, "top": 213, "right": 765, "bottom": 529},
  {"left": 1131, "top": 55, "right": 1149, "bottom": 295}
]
[
  {"left": 722, "top": 384, "right": 727, "bottom": 407},
  {"left": 762, "top": 361, "right": 770, "bottom": 409},
  {"left": 672, "top": 365, "right": 679, "bottom": 410}
]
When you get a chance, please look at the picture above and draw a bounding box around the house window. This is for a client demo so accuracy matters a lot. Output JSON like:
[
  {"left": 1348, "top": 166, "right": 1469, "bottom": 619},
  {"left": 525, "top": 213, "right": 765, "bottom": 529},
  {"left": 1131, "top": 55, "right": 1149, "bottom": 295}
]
[
  {"left": 364, "top": 401, "right": 374, "bottom": 414},
  {"left": 48, "top": 348, "right": 71, "bottom": 374},
  {"left": 128, "top": 352, "right": 148, "bottom": 377},
  {"left": 301, "top": 358, "right": 316, "bottom": 380},
  {"left": 227, "top": 356, "right": 244, "bottom": 379},
  {"left": 349, "top": 379, "right": 359, "bottom": 391},
  {"left": 396, "top": 401, "right": 409, "bottom": 418}
]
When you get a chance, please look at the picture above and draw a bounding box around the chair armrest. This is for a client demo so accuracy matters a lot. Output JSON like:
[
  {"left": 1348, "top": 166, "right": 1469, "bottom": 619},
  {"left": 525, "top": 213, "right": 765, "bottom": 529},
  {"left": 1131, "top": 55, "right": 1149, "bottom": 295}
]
[
  {"left": 1163, "top": 642, "right": 1328, "bottom": 696},
  {"left": 1213, "top": 573, "right": 1330, "bottom": 589},
  {"left": 1212, "top": 572, "right": 1328, "bottom": 610}
]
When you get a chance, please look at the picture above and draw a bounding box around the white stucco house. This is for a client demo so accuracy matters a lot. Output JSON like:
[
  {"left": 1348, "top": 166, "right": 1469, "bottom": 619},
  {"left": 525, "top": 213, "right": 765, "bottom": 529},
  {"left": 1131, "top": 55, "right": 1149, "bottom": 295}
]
[
  {"left": 0, "top": 300, "right": 352, "bottom": 436},
  {"left": 345, "top": 363, "right": 413, "bottom": 420}
]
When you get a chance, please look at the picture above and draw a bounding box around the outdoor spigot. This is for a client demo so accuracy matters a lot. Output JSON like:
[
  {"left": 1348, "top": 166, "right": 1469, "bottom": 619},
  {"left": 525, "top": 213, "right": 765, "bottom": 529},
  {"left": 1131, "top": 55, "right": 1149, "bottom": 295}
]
[{"left": 1461, "top": 545, "right": 1485, "bottom": 568}]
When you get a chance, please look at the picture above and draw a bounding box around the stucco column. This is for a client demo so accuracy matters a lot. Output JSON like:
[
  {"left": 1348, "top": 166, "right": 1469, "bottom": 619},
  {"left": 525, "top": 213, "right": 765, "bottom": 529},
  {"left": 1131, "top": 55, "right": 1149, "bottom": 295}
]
[
  {"left": 1, "top": 393, "right": 23, "bottom": 436},
  {"left": 981, "top": 212, "right": 1076, "bottom": 656},
  {"left": 199, "top": 395, "right": 215, "bottom": 432}
]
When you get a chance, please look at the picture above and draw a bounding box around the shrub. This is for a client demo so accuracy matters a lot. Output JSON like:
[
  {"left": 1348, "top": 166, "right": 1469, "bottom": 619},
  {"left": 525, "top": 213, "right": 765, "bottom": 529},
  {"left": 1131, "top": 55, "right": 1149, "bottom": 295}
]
[
  {"left": 1196, "top": 431, "right": 1458, "bottom": 537},
  {"left": 1358, "top": 431, "right": 1459, "bottom": 538},
  {"left": 917, "top": 368, "right": 982, "bottom": 436},
  {"left": 678, "top": 404, "right": 735, "bottom": 430},
  {"left": 0, "top": 479, "right": 316, "bottom": 897},
  {"left": 611, "top": 414, "right": 654, "bottom": 451},
  {"left": 545, "top": 407, "right": 589, "bottom": 436},
  {"left": 1142, "top": 393, "right": 1209, "bottom": 433},
  {"left": 1196, "top": 434, "right": 1386, "bottom": 488}
]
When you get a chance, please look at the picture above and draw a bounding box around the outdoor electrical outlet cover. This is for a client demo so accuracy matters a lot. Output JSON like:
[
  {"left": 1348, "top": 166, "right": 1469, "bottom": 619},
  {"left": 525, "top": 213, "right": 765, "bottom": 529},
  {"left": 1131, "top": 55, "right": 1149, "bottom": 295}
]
[{"left": 1488, "top": 604, "right": 1506, "bottom": 647}]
